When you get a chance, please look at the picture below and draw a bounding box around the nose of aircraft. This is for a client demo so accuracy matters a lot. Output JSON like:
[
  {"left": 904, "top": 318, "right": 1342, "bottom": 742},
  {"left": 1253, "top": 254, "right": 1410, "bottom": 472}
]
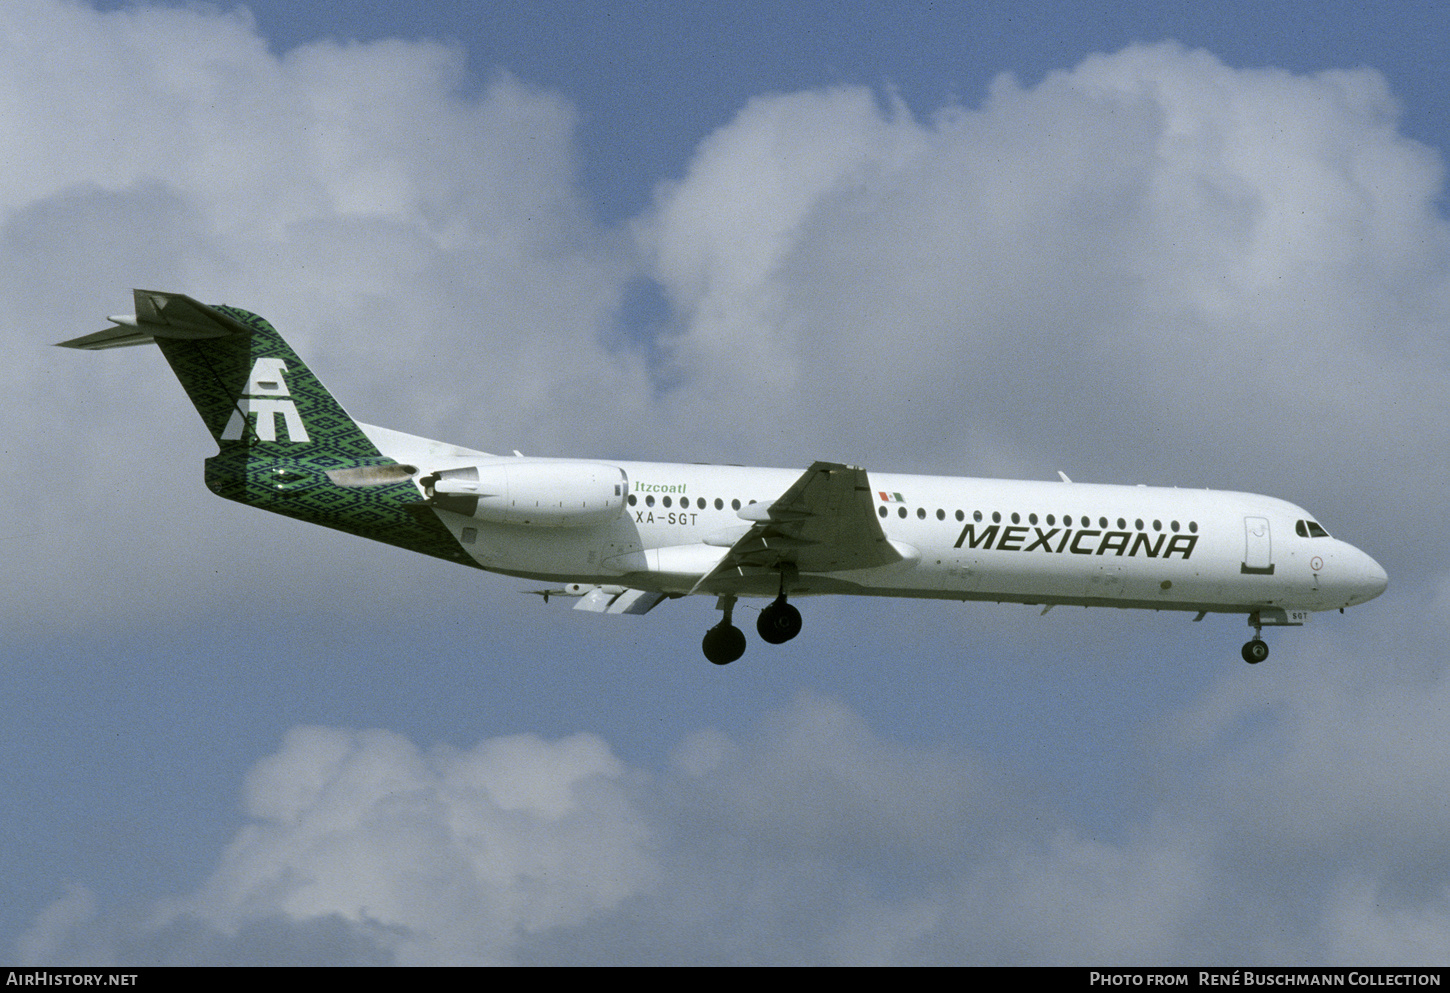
[{"left": 1346, "top": 545, "right": 1389, "bottom": 605}]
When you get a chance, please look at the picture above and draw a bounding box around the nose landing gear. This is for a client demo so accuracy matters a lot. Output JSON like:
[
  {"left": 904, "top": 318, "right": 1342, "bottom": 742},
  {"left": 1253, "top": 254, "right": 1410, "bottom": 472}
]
[{"left": 1241, "top": 613, "right": 1269, "bottom": 664}]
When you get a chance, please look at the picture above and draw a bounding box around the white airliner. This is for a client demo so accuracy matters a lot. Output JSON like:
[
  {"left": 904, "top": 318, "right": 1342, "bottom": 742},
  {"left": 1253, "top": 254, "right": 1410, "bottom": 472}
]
[{"left": 62, "top": 290, "right": 1388, "bottom": 665}]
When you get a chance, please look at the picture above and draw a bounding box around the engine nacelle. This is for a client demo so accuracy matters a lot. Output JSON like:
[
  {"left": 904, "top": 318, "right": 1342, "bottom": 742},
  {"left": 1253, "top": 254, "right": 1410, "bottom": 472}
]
[{"left": 422, "top": 459, "right": 628, "bottom": 528}]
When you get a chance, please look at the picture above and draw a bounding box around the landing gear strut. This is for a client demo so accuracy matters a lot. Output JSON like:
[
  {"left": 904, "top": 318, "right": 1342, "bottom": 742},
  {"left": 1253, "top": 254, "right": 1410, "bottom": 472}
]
[
  {"left": 1241, "top": 615, "right": 1269, "bottom": 664},
  {"left": 702, "top": 596, "right": 746, "bottom": 665},
  {"left": 757, "top": 566, "right": 802, "bottom": 645}
]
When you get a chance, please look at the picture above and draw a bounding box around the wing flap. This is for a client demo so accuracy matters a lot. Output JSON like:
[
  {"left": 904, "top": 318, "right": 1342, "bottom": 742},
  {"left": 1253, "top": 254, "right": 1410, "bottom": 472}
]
[
  {"left": 530, "top": 584, "right": 670, "bottom": 615},
  {"left": 574, "top": 586, "right": 668, "bottom": 614}
]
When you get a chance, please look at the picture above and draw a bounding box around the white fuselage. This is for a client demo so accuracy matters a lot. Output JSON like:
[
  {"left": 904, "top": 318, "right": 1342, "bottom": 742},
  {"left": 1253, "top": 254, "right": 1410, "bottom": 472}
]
[{"left": 375, "top": 441, "right": 1387, "bottom": 617}]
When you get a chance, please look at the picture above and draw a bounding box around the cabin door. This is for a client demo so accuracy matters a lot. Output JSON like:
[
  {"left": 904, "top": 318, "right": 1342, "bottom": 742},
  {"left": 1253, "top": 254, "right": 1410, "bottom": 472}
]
[{"left": 1242, "top": 517, "right": 1274, "bottom": 575}]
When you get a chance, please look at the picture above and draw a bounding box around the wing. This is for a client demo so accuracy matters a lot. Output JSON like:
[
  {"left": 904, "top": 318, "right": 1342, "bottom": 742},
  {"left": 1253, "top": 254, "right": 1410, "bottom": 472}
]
[{"left": 694, "top": 461, "right": 902, "bottom": 593}]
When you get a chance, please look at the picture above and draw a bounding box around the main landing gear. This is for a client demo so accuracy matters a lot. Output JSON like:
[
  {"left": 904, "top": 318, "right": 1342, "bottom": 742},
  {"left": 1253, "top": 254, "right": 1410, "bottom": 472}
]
[
  {"left": 757, "top": 594, "right": 802, "bottom": 644},
  {"left": 702, "top": 596, "right": 747, "bottom": 665},
  {"left": 703, "top": 572, "right": 803, "bottom": 665}
]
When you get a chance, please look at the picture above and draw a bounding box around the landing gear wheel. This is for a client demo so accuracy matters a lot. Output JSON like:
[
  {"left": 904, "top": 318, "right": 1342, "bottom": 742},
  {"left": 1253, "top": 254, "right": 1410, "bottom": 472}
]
[
  {"left": 702, "top": 623, "right": 746, "bottom": 665},
  {"left": 1241, "top": 638, "right": 1269, "bottom": 664},
  {"left": 757, "top": 596, "right": 803, "bottom": 644}
]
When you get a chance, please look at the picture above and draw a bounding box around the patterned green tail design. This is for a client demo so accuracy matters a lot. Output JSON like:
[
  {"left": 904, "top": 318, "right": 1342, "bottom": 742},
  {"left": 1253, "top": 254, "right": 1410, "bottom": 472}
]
[
  {"left": 153, "top": 302, "right": 480, "bottom": 569},
  {"left": 155, "top": 305, "right": 383, "bottom": 458}
]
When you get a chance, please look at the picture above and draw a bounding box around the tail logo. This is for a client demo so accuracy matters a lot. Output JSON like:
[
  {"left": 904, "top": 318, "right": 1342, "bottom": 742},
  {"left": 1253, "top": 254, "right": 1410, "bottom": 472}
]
[{"left": 220, "top": 357, "right": 311, "bottom": 443}]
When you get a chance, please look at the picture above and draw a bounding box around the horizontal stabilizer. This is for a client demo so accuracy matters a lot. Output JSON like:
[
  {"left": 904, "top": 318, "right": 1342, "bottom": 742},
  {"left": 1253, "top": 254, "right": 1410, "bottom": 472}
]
[
  {"left": 55, "top": 323, "right": 160, "bottom": 350},
  {"left": 57, "top": 291, "right": 251, "bottom": 349}
]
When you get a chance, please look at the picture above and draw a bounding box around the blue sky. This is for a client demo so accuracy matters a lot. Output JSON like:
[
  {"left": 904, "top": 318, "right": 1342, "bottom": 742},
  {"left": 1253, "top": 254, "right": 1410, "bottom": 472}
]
[{"left": 6, "top": 0, "right": 1450, "bottom": 964}]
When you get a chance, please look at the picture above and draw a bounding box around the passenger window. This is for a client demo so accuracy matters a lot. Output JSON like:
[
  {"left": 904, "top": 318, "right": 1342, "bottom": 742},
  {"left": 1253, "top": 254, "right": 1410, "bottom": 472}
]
[{"left": 878, "top": 506, "right": 887, "bottom": 518}]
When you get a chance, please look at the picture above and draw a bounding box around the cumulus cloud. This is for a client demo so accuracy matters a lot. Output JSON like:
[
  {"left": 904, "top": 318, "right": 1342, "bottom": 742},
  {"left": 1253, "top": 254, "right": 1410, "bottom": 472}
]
[
  {"left": 1, "top": 0, "right": 647, "bottom": 633},
  {"left": 24, "top": 724, "right": 654, "bottom": 966},
  {"left": 21, "top": 691, "right": 1450, "bottom": 965},
  {"left": 8, "top": 695, "right": 1130, "bottom": 964},
  {"left": 640, "top": 45, "right": 1450, "bottom": 554}
]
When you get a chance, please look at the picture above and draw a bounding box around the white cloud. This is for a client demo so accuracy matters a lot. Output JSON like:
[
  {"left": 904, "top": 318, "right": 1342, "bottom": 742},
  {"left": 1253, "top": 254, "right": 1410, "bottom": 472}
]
[
  {"left": 0, "top": 0, "right": 647, "bottom": 633},
  {"left": 110, "top": 725, "right": 655, "bottom": 966},
  {"left": 21, "top": 690, "right": 1450, "bottom": 965},
  {"left": 12, "top": 695, "right": 1034, "bottom": 965},
  {"left": 640, "top": 44, "right": 1450, "bottom": 540}
]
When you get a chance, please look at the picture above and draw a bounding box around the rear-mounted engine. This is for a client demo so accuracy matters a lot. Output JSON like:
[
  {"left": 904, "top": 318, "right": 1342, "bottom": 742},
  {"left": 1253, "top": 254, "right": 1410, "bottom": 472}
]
[{"left": 421, "top": 460, "right": 628, "bottom": 528}]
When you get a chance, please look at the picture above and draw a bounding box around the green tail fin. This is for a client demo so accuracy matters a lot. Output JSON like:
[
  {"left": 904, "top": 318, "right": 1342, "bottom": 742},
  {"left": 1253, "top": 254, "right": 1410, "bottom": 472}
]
[
  {"left": 62, "top": 290, "right": 380, "bottom": 458},
  {"left": 60, "top": 290, "right": 477, "bottom": 568}
]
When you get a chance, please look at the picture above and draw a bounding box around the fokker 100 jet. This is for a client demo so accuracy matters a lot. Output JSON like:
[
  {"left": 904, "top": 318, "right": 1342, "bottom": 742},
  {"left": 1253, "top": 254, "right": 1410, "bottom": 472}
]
[{"left": 61, "top": 290, "right": 1388, "bottom": 665}]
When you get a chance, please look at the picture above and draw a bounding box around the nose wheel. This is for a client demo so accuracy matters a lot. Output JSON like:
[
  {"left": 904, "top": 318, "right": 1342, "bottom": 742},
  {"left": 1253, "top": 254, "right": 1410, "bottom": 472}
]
[{"left": 1241, "top": 614, "right": 1269, "bottom": 664}]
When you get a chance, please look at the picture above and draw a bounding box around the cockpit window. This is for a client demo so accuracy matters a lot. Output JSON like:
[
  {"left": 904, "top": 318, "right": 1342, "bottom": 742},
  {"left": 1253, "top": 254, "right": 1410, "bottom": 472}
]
[{"left": 1296, "top": 520, "right": 1331, "bottom": 538}]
